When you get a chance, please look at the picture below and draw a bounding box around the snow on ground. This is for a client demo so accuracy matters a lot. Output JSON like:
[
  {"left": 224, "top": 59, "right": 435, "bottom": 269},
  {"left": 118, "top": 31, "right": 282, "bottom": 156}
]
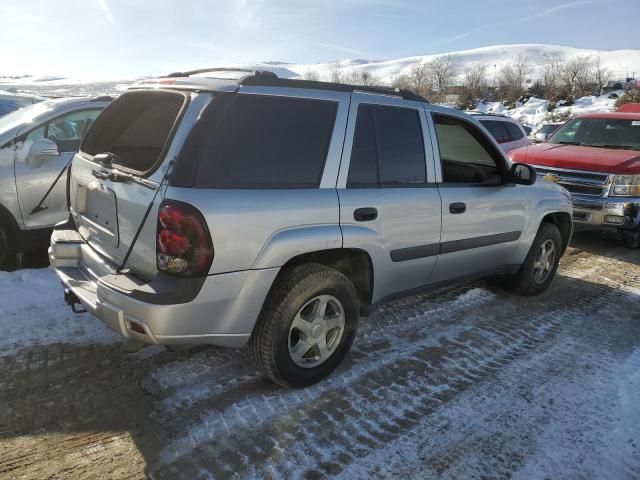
[
  {"left": 475, "top": 93, "right": 618, "bottom": 130},
  {"left": 1, "top": 233, "right": 640, "bottom": 479},
  {"left": 0, "top": 268, "right": 119, "bottom": 357}
]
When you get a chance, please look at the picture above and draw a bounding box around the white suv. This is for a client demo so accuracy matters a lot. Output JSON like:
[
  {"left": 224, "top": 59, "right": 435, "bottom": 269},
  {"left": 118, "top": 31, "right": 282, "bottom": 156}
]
[{"left": 470, "top": 113, "right": 530, "bottom": 154}]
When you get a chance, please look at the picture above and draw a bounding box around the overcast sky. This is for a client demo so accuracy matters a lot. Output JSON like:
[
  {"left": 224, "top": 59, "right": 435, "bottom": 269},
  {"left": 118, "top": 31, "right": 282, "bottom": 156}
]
[{"left": 1, "top": 0, "right": 638, "bottom": 78}]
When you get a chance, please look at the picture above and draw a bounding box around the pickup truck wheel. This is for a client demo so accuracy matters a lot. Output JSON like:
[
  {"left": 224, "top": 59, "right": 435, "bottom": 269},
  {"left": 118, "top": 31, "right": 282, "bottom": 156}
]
[
  {"left": 511, "top": 222, "right": 562, "bottom": 296},
  {"left": 249, "top": 263, "right": 359, "bottom": 388},
  {"left": 617, "top": 227, "right": 640, "bottom": 249},
  {"left": 0, "top": 222, "right": 17, "bottom": 271}
]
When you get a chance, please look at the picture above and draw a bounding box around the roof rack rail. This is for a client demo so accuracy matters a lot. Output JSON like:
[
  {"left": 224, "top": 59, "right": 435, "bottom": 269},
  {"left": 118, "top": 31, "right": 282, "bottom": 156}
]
[
  {"left": 239, "top": 76, "right": 429, "bottom": 103},
  {"left": 91, "top": 95, "right": 114, "bottom": 102},
  {"left": 164, "top": 67, "right": 277, "bottom": 79},
  {"left": 467, "top": 111, "right": 507, "bottom": 117}
]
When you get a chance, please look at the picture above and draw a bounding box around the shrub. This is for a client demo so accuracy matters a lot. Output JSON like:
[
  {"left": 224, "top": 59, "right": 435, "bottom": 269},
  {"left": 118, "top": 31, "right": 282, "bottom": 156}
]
[{"left": 615, "top": 89, "right": 640, "bottom": 109}]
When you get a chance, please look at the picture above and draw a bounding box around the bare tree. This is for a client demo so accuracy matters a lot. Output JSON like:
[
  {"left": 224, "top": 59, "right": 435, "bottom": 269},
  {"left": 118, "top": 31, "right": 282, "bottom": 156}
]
[
  {"left": 558, "top": 56, "right": 595, "bottom": 97},
  {"left": 456, "top": 63, "right": 488, "bottom": 109},
  {"left": 392, "top": 74, "right": 413, "bottom": 91},
  {"left": 409, "top": 61, "right": 430, "bottom": 96},
  {"left": 347, "top": 69, "right": 380, "bottom": 86},
  {"left": 464, "top": 63, "right": 488, "bottom": 94},
  {"left": 347, "top": 70, "right": 361, "bottom": 85},
  {"left": 303, "top": 69, "right": 320, "bottom": 81},
  {"left": 541, "top": 58, "right": 564, "bottom": 100},
  {"left": 592, "top": 55, "right": 610, "bottom": 94},
  {"left": 425, "top": 55, "right": 458, "bottom": 100},
  {"left": 329, "top": 66, "right": 343, "bottom": 84},
  {"left": 498, "top": 55, "right": 531, "bottom": 105}
]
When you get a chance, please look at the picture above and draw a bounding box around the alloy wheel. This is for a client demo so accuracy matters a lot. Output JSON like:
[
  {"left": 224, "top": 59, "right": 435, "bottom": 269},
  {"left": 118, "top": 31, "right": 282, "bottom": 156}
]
[{"left": 288, "top": 294, "right": 346, "bottom": 368}]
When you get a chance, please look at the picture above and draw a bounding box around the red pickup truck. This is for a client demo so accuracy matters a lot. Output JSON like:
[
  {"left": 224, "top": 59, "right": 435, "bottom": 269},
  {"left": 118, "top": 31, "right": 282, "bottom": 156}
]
[{"left": 509, "top": 106, "right": 640, "bottom": 247}]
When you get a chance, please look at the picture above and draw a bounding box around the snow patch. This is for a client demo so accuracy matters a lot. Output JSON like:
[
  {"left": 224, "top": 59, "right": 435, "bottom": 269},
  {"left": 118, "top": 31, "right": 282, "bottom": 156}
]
[{"left": 0, "top": 268, "right": 119, "bottom": 357}]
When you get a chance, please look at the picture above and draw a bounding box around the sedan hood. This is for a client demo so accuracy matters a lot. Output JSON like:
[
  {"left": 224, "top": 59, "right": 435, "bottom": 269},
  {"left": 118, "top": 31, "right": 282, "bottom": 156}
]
[{"left": 510, "top": 143, "right": 640, "bottom": 175}]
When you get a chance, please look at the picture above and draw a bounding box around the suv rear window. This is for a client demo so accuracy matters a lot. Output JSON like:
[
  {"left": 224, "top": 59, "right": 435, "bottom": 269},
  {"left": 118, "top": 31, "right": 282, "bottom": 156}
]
[
  {"left": 187, "top": 94, "right": 337, "bottom": 189},
  {"left": 81, "top": 90, "right": 186, "bottom": 174}
]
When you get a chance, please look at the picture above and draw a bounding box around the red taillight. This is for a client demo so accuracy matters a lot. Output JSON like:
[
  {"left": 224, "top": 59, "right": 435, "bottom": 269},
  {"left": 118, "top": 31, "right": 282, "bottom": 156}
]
[{"left": 157, "top": 201, "right": 213, "bottom": 276}]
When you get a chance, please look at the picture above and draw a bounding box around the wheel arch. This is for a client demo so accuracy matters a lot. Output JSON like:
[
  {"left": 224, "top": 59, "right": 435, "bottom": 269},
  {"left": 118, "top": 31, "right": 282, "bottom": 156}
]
[
  {"left": 540, "top": 211, "right": 572, "bottom": 254},
  {"left": 277, "top": 248, "right": 374, "bottom": 310},
  {"left": 0, "top": 202, "right": 20, "bottom": 239}
]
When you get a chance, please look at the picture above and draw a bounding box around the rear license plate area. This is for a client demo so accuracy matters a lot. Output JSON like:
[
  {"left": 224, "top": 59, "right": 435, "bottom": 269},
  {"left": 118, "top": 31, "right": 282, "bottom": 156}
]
[{"left": 78, "top": 184, "right": 119, "bottom": 247}]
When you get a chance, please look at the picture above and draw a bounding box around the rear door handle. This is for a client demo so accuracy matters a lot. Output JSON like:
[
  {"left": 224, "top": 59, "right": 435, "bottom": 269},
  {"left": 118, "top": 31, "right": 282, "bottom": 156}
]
[
  {"left": 449, "top": 202, "right": 466, "bottom": 214},
  {"left": 354, "top": 207, "right": 378, "bottom": 222}
]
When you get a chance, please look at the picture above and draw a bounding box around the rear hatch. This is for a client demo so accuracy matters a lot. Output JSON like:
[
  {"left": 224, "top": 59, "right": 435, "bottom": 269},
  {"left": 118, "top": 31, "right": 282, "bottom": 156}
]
[{"left": 69, "top": 89, "right": 203, "bottom": 280}]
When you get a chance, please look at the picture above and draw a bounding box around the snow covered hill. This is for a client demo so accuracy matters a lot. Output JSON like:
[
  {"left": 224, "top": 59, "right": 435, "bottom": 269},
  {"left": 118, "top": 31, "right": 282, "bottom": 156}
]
[
  {"left": 281, "top": 44, "right": 640, "bottom": 85},
  {"left": 2, "top": 44, "right": 638, "bottom": 94}
]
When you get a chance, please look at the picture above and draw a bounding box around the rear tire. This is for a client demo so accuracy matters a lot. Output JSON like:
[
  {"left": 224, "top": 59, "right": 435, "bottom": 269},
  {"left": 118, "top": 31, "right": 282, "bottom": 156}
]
[
  {"left": 0, "top": 222, "right": 17, "bottom": 271},
  {"left": 509, "top": 222, "right": 562, "bottom": 296},
  {"left": 617, "top": 227, "right": 640, "bottom": 249},
  {"left": 249, "top": 263, "right": 359, "bottom": 388}
]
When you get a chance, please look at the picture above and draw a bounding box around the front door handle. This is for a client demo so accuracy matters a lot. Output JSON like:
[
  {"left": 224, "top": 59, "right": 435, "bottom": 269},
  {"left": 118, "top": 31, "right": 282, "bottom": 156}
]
[
  {"left": 449, "top": 202, "right": 466, "bottom": 214},
  {"left": 354, "top": 207, "right": 378, "bottom": 222}
]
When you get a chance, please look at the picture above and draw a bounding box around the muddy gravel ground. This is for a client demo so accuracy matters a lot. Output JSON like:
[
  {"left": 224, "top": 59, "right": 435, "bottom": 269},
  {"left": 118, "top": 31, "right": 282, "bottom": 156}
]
[{"left": 1, "top": 230, "right": 639, "bottom": 479}]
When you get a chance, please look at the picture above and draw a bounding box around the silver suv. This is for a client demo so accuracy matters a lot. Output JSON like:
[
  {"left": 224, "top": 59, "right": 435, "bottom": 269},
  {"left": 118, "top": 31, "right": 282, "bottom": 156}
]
[
  {"left": 0, "top": 97, "right": 110, "bottom": 269},
  {"left": 50, "top": 69, "right": 573, "bottom": 387}
]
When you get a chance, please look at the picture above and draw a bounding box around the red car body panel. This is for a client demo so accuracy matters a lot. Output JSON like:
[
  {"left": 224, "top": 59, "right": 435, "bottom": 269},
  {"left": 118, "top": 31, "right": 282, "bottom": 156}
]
[
  {"left": 617, "top": 103, "right": 640, "bottom": 113},
  {"left": 510, "top": 111, "right": 640, "bottom": 174}
]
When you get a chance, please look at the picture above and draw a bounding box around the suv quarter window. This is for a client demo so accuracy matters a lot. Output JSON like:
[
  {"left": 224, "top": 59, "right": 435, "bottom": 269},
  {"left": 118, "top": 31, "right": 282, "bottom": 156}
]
[
  {"left": 191, "top": 94, "right": 338, "bottom": 189},
  {"left": 347, "top": 104, "right": 426, "bottom": 188},
  {"left": 433, "top": 113, "right": 505, "bottom": 185}
]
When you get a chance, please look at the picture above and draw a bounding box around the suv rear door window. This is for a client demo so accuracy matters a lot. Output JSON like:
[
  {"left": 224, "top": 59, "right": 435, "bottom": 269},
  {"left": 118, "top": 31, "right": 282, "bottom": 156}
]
[
  {"left": 347, "top": 104, "right": 426, "bottom": 187},
  {"left": 504, "top": 122, "right": 524, "bottom": 141},
  {"left": 193, "top": 94, "right": 337, "bottom": 189}
]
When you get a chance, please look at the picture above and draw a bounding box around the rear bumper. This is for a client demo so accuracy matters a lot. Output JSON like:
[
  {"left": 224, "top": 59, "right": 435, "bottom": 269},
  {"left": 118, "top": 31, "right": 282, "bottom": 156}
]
[
  {"left": 572, "top": 194, "right": 640, "bottom": 229},
  {"left": 49, "top": 229, "right": 279, "bottom": 348}
]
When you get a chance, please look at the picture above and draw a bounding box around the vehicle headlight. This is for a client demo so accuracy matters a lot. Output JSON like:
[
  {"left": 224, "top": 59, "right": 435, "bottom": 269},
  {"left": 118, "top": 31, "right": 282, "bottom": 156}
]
[{"left": 611, "top": 175, "right": 640, "bottom": 196}]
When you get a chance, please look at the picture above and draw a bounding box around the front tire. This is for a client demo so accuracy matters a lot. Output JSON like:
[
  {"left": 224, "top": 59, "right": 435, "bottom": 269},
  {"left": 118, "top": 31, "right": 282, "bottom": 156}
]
[
  {"left": 249, "top": 263, "right": 359, "bottom": 388},
  {"left": 0, "top": 222, "right": 17, "bottom": 271},
  {"left": 617, "top": 227, "right": 640, "bottom": 249},
  {"left": 510, "top": 222, "right": 562, "bottom": 296}
]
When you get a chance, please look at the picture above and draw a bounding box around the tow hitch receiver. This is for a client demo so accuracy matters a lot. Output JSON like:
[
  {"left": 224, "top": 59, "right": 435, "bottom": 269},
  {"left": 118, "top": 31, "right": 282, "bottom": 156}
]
[{"left": 64, "top": 288, "right": 87, "bottom": 314}]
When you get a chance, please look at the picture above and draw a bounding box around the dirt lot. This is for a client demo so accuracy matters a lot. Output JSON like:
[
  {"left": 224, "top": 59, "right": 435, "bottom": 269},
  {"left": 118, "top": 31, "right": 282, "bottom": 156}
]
[{"left": 1, "top": 230, "right": 639, "bottom": 480}]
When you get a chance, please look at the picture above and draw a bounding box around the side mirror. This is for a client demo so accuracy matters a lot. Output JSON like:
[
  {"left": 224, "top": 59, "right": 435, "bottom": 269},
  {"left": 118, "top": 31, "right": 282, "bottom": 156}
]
[
  {"left": 509, "top": 163, "right": 536, "bottom": 185},
  {"left": 26, "top": 138, "right": 59, "bottom": 169}
]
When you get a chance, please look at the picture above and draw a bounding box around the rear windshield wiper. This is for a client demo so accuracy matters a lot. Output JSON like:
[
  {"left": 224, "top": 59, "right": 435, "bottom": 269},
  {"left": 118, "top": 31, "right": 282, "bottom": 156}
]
[{"left": 91, "top": 167, "right": 156, "bottom": 189}]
